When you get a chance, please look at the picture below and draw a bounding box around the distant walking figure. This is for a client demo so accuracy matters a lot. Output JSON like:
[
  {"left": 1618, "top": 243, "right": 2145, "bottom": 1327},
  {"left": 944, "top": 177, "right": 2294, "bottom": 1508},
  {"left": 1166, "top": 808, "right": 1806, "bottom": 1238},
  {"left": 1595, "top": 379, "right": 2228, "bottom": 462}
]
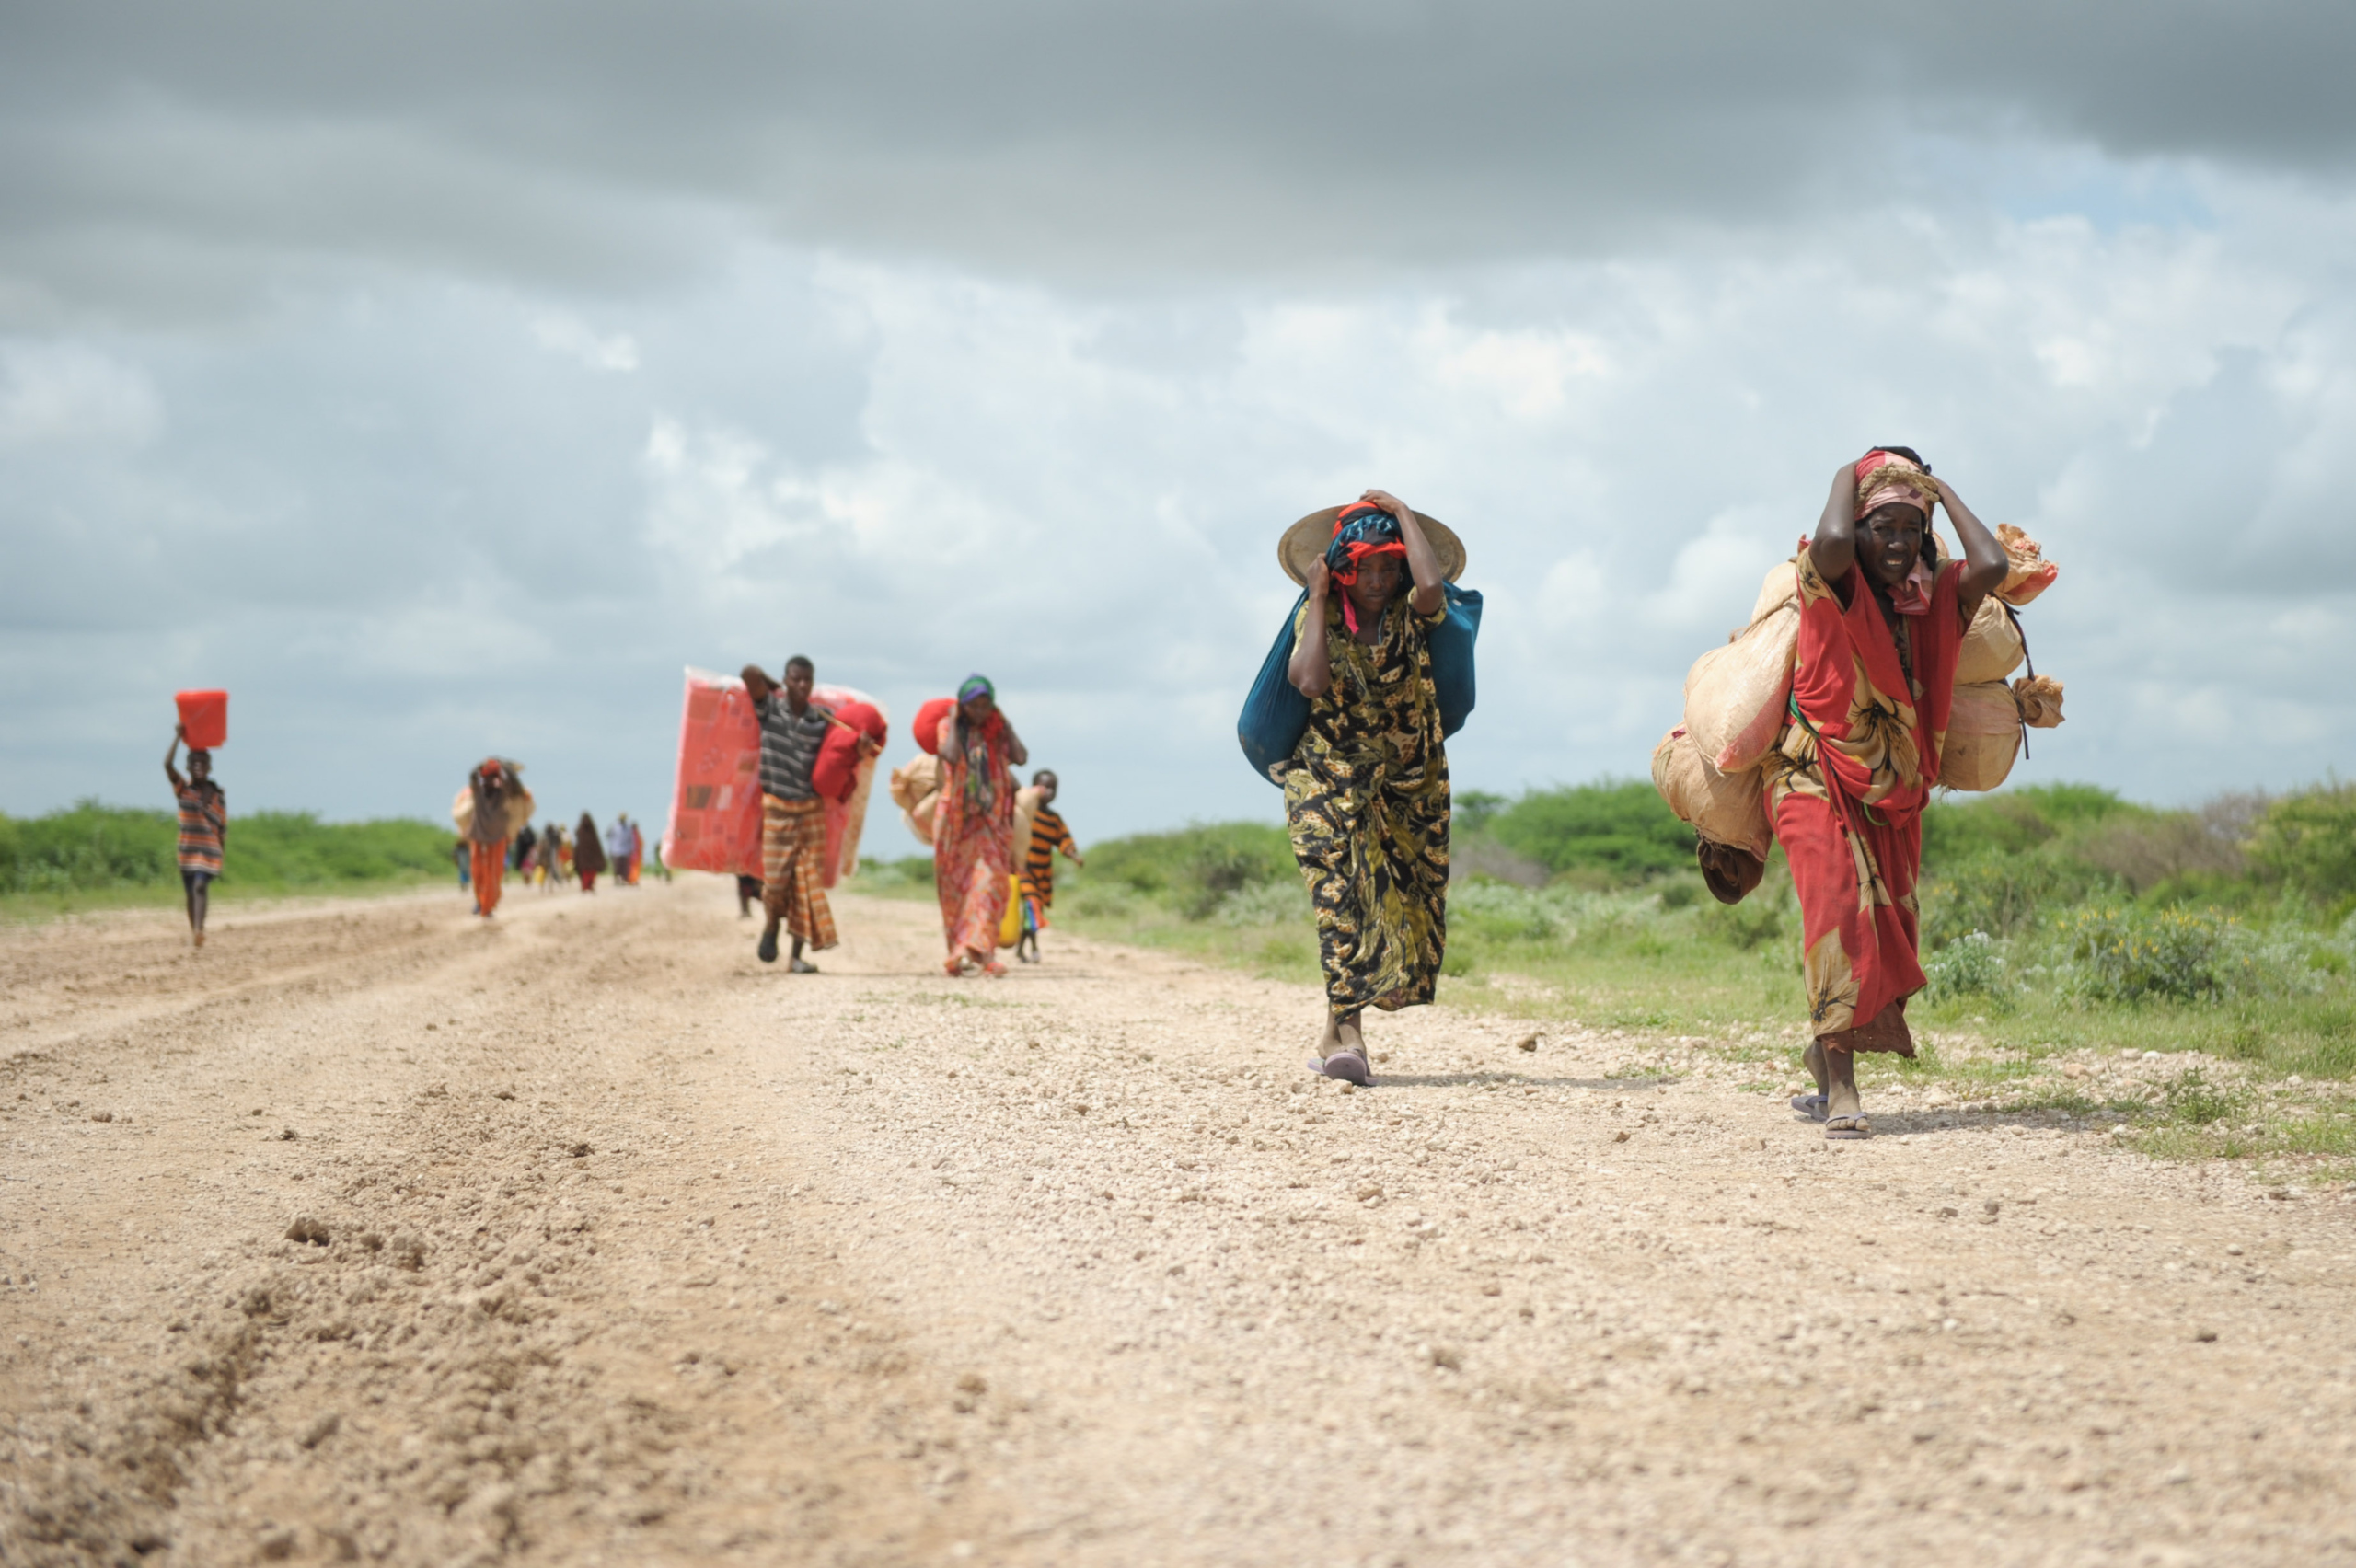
[
  {"left": 934, "top": 675, "right": 1026, "bottom": 977},
  {"left": 574, "top": 811, "right": 607, "bottom": 892},
  {"left": 165, "top": 725, "right": 225, "bottom": 948},
  {"left": 465, "top": 758, "right": 523, "bottom": 917},
  {"left": 745, "top": 657, "right": 876, "bottom": 972},
  {"left": 1014, "top": 769, "right": 1083, "bottom": 964}
]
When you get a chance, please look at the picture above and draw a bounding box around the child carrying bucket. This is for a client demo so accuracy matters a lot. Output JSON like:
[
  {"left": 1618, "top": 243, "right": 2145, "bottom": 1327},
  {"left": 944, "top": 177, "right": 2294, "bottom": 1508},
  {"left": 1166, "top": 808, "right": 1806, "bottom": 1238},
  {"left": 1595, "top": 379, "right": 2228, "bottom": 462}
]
[{"left": 164, "top": 723, "right": 225, "bottom": 949}]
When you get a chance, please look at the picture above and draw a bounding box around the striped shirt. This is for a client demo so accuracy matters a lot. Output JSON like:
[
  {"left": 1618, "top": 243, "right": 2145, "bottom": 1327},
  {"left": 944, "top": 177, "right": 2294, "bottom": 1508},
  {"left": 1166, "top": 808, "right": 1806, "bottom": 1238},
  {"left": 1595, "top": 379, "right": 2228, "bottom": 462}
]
[
  {"left": 756, "top": 695, "right": 834, "bottom": 802},
  {"left": 176, "top": 782, "right": 225, "bottom": 875},
  {"left": 1022, "top": 805, "right": 1078, "bottom": 905}
]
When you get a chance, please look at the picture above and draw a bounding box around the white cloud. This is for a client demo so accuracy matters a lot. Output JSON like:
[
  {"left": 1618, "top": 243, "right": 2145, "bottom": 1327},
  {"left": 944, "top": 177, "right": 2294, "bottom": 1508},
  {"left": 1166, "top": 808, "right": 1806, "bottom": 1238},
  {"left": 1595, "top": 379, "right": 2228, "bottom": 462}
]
[
  {"left": 0, "top": 344, "right": 160, "bottom": 445},
  {"left": 532, "top": 313, "right": 640, "bottom": 372}
]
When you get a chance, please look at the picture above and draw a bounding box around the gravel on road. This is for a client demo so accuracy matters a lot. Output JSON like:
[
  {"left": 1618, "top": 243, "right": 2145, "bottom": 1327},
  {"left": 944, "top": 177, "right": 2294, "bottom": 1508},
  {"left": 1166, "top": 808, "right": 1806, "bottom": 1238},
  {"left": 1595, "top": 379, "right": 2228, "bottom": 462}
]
[{"left": 3, "top": 879, "right": 2351, "bottom": 1566}]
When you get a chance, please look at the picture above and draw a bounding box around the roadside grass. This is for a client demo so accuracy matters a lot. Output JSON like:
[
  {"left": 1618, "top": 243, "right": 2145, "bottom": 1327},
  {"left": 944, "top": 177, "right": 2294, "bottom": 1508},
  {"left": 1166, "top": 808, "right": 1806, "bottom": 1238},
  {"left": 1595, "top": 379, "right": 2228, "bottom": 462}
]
[
  {"left": 1, "top": 802, "right": 460, "bottom": 924},
  {"left": 1035, "top": 785, "right": 2356, "bottom": 1184}
]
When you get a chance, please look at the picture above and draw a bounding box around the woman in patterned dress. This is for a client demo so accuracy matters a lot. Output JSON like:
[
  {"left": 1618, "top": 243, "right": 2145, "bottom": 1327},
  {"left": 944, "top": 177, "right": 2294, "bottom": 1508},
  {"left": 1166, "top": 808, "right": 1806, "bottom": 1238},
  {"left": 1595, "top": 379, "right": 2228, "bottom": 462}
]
[
  {"left": 1286, "top": 489, "right": 1452, "bottom": 1085},
  {"left": 934, "top": 675, "right": 1028, "bottom": 977},
  {"left": 1764, "top": 449, "right": 2008, "bottom": 1138}
]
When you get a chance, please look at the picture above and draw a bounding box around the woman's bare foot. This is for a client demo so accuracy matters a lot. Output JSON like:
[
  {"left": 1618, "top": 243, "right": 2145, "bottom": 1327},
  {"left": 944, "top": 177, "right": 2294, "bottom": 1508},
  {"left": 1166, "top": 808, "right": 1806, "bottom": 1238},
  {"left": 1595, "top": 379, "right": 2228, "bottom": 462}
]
[{"left": 1820, "top": 1041, "right": 1868, "bottom": 1137}]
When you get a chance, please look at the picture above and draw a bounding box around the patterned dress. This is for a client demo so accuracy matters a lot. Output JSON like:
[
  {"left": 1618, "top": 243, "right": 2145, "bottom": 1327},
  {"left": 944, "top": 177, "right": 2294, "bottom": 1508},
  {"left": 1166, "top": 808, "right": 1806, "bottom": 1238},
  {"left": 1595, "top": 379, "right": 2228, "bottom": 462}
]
[
  {"left": 1283, "top": 594, "right": 1451, "bottom": 1020},
  {"left": 1766, "top": 551, "right": 1965, "bottom": 1049},
  {"left": 933, "top": 711, "right": 1017, "bottom": 961}
]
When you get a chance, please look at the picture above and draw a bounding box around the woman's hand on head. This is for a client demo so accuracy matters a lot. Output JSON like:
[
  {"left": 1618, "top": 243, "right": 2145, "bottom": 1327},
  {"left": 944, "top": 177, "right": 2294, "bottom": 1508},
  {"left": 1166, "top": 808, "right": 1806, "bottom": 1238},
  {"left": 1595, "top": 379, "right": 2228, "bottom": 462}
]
[
  {"left": 1304, "top": 557, "right": 1330, "bottom": 600},
  {"left": 1359, "top": 488, "right": 1413, "bottom": 521}
]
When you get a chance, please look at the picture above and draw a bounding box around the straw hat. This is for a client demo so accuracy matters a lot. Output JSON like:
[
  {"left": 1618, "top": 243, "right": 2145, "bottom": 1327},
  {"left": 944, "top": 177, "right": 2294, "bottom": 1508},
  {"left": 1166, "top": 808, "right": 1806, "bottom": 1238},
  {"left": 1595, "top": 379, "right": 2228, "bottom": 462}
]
[{"left": 1279, "top": 505, "right": 1466, "bottom": 586}]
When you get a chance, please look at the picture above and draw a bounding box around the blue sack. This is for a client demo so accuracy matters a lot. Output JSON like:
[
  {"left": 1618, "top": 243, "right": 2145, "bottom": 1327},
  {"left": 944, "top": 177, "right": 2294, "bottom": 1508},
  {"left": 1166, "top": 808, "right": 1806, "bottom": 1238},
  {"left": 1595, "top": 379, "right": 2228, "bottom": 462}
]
[
  {"left": 1235, "top": 583, "right": 1483, "bottom": 786},
  {"left": 1237, "top": 592, "right": 1311, "bottom": 784},
  {"left": 1431, "top": 582, "right": 1483, "bottom": 739}
]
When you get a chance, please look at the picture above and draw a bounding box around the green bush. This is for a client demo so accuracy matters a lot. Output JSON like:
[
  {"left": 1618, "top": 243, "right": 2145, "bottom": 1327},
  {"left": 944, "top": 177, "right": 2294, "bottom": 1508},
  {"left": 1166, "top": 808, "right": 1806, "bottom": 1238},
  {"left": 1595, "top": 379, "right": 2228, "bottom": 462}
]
[
  {"left": 2246, "top": 782, "right": 2356, "bottom": 905},
  {"left": 0, "top": 801, "right": 451, "bottom": 895},
  {"left": 1922, "top": 854, "right": 2117, "bottom": 948},
  {"left": 1083, "top": 822, "right": 1296, "bottom": 919},
  {"left": 2066, "top": 905, "right": 2231, "bottom": 1003},
  {"left": 1482, "top": 780, "right": 1693, "bottom": 883},
  {"left": 1923, "top": 930, "right": 2009, "bottom": 1004}
]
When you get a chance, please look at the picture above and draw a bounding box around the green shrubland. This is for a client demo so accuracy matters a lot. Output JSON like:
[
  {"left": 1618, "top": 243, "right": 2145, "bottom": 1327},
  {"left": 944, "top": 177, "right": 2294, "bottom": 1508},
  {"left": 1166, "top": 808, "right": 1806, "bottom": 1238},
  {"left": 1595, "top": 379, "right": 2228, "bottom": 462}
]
[
  {"left": 1036, "top": 779, "right": 2356, "bottom": 1124},
  {"left": 0, "top": 801, "right": 456, "bottom": 917}
]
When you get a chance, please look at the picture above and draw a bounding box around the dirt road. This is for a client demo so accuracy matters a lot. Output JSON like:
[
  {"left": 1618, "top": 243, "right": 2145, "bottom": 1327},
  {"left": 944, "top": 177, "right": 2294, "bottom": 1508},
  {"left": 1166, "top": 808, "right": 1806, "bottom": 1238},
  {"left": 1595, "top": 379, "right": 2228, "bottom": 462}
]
[{"left": 4, "top": 880, "right": 2352, "bottom": 1566}]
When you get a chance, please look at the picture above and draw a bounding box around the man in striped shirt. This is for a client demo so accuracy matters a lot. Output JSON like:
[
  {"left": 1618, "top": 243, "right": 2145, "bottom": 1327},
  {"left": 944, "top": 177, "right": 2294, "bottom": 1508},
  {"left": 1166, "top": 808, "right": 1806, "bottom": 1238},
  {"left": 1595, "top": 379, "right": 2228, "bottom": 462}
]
[
  {"left": 742, "top": 656, "right": 876, "bottom": 971},
  {"left": 165, "top": 724, "right": 225, "bottom": 949},
  {"left": 1015, "top": 769, "right": 1083, "bottom": 964}
]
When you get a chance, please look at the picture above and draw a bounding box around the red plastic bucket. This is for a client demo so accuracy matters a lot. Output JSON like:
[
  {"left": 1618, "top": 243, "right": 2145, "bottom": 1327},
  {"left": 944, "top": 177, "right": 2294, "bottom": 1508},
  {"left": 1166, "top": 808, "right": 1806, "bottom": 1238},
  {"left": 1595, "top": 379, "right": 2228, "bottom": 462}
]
[{"left": 175, "top": 690, "right": 228, "bottom": 749}]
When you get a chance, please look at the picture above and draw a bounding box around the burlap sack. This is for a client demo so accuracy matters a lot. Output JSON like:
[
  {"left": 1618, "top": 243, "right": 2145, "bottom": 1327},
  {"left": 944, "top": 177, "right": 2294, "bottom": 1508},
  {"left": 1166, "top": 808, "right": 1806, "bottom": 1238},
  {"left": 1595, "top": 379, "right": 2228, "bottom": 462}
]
[
  {"left": 451, "top": 782, "right": 534, "bottom": 837},
  {"left": 1994, "top": 523, "right": 2058, "bottom": 606},
  {"left": 1939, "top": 681, "right": 2023, "bottom": 792},
  {"left": 887, "top": 754, "right": 941, "bottom": 847},
  {"left": 1955, "top": 597, "right": 2026, "bottom": 686},
  {"left": 1012, "top": 784, "right": 1044, "bottom": 872},
  {"left": 888, "top": 754, "right": 939, "bottom": 814},
  {"left": 1683, "top": 597, "right": 1799, "bottom": 774},
  {"left": 1750, "top": 559, "right": 1798, "bottom": 624},
  {"left": 1651, "top": 725, "right": 1773, "bottom": 859}
]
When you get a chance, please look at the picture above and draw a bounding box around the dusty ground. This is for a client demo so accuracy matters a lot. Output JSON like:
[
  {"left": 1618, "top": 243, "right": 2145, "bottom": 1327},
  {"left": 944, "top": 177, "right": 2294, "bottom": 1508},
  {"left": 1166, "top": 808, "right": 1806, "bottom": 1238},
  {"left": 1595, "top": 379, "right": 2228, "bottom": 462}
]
[{"left": 3, "top": 879, "right": 2353, "bottom": 1568}]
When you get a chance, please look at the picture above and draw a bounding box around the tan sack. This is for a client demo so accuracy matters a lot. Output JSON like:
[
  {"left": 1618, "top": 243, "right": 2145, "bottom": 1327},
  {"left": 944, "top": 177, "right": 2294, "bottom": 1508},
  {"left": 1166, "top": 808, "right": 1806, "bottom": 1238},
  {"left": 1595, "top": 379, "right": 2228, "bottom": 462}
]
[
  {"left": 889, "top": 754, "right": 941, "bottom": 847},
  {"left": 2013, "top": 674, "right": 2065, "bottom": 729},
  {"left": 1652, "top": 725, "right": 1773, "bottom": 859},
  {"left": 1939, "top": 681, "right": 2023, "bottom": 792},
  {"left": 1993, "top": 524, "right": 2058, "bottom": 606},
  {"left": 452, "top": 780, "right": 532, "bottom": 836},
  {"left": 1684, "top": 598, "right": 1799, "bottom": 774},
  {"left": 1012, "top": 784, "right": 1044, "bottom": 870},
  {"left": 888, "top": 754, "right": 939, "bottom": 814},
  {"left": 1750, "top": 558, "right": 1798, "bottom": 625},
  {"left": 1955, "top": 598, "right": 2026, "bottom": 685}
]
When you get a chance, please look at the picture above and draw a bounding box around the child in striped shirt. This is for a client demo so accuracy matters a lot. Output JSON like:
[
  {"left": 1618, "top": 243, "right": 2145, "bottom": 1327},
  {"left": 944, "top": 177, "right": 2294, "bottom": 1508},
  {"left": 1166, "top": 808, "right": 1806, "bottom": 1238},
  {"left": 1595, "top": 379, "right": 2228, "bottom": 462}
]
[{"left": 165, "top": 724, "right": 225, "bottom": 948}]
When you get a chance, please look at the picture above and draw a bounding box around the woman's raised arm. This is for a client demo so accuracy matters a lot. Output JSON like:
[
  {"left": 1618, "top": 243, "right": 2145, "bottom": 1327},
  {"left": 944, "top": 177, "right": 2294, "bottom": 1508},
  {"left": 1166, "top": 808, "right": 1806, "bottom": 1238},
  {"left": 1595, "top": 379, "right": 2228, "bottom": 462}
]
[
  {"left": 1363, "top": 488, "right": 1444, "bottom": 616},
  {"left": 1288, "top": 559, "right": 1334, "bottom": 698},
  {"left": 1808, "top": 463, "right": 1860, "bottom": 585}
]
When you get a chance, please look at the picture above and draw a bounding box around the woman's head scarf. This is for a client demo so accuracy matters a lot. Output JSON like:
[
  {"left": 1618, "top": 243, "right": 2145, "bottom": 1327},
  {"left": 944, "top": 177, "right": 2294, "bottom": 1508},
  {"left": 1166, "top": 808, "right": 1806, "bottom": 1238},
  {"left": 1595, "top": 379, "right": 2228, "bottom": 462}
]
[
  {"left": 1852, "top": 452, "right": 1942, "bottom": 616},
  {"left": 1323, "top": 502, "right": 1410, "bottom": 634},
  {"left": 953, "top": 675, "right": 1005, "bottom": 813}
]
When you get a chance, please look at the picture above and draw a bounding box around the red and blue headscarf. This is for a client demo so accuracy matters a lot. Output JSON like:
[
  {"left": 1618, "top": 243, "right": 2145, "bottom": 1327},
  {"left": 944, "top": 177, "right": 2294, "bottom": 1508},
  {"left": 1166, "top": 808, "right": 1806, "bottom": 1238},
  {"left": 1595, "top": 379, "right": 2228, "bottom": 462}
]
[{"left": 1324, "top": 502, "right": 1409, "bottom": 634}]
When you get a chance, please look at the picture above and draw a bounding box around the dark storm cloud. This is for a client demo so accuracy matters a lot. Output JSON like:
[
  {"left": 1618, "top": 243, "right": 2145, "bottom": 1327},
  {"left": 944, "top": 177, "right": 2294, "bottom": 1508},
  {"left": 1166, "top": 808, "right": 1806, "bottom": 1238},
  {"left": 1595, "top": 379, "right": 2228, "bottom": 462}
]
[{"left": 4, "top": 0, "right": 2352, "bottom": 320}]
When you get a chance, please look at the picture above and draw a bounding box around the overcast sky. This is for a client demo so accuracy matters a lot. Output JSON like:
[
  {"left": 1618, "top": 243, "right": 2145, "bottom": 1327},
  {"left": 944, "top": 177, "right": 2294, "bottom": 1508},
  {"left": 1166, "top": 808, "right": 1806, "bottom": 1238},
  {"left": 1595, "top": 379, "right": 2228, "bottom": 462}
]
[{"left": 5, "top": 1, "right": 2354, "bottom": 844}]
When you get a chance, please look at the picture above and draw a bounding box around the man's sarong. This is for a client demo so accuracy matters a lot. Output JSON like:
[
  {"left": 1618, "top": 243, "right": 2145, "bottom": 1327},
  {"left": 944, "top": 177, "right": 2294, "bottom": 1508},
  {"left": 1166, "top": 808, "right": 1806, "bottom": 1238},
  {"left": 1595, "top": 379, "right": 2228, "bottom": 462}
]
[
  {"left": 471, "top": 838, "right": 508, "bottom": 915},
  {"left": 761, "top": 793, "right": 838, "bottom": 950}
]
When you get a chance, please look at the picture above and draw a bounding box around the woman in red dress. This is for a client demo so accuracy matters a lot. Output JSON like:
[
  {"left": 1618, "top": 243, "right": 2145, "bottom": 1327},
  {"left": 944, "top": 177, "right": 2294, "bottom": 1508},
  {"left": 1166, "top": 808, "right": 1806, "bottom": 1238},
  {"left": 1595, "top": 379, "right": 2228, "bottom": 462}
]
[{"left": 1768, "top": 449, "right": 2007, "bottom": 1138}]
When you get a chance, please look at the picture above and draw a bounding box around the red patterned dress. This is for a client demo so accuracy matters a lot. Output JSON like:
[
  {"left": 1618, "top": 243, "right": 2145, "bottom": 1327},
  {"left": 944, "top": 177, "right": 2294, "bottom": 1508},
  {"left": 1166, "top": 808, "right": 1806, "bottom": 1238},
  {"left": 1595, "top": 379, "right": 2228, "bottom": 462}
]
[
  {"left": 932, "top": 710, "right": 1017, "bottom": 964},
  {"left": 1766, "top": 550, "right": 1966, "bottom": 1050}
]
